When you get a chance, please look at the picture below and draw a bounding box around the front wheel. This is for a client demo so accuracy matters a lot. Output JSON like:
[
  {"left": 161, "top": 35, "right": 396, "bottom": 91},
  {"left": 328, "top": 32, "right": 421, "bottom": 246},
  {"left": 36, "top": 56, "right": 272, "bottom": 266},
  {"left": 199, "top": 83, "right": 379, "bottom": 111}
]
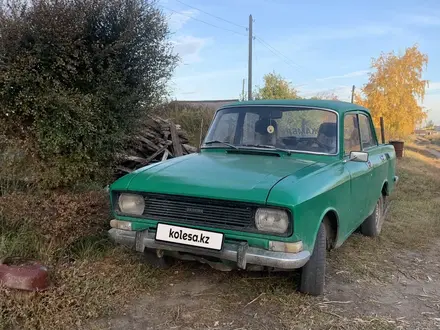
[{"left": 299, "top": 222, "right": 326, "bottom": 296}]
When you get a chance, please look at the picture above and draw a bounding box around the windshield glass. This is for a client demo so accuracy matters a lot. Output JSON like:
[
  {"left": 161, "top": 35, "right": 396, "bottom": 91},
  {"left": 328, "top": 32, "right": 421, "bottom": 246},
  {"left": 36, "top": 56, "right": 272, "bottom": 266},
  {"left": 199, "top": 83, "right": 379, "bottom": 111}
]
[{"left": 203, "top": 106, "right": 338, "bottom": 155}]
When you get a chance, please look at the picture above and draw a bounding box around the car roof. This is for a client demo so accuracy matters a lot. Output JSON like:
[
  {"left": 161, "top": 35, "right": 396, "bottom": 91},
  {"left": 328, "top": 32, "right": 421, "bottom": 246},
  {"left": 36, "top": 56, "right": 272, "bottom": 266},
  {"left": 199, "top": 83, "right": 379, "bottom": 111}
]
[{"left": 218, "top": 99, "right": 370, "bottom": 115}]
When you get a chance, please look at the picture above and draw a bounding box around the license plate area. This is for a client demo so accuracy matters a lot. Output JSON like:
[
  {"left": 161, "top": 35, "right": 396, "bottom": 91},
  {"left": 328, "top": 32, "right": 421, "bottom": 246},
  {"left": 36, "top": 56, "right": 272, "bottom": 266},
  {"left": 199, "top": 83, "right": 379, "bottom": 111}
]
[{"left": 155, "top": 223, "right": 224, "bottom": 251}]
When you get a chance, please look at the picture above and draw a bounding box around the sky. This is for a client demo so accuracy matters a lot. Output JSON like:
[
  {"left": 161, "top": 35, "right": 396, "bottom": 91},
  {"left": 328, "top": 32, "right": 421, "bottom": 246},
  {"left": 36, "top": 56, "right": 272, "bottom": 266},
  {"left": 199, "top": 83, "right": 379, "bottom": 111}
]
[{"left": 160, "top": 0, "right": 440, "bottom": 125}]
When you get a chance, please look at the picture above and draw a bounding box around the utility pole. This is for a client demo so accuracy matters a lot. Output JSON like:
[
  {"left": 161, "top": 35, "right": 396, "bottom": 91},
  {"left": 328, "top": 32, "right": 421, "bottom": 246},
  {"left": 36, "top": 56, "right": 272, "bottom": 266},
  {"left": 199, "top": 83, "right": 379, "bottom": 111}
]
[
  {"left": 248, "top": 14, "right": 253, "bottom": 101},
  {"left": 242, "top": 78, "right": 245, "bottom": 101},
  {"left": 351, "top": 85, "right": 355, "bottom": 103}
]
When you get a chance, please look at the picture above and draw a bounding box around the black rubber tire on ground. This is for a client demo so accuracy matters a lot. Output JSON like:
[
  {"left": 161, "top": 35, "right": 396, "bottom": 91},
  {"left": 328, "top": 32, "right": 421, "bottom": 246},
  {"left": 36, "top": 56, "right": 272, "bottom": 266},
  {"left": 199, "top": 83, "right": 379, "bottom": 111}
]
[
  {"left": 141, "top": 249, "right": 175, "bottom": 269},
  {"left": 360, "top": 195, "right": 384, "bottom": 237},
  {"left": 299, "top": 221, "right": 326, "bottom": 296}
]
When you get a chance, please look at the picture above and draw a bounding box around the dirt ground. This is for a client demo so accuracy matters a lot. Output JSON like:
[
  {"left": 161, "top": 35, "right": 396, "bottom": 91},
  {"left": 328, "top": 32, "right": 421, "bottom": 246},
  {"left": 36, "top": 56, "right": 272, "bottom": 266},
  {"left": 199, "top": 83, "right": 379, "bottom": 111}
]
[
  {"left": 86, "top": 143, "right": 440, "bottom": 330},
  {"left": 85, "top": 243, "right": 440, "bottom": 330}
]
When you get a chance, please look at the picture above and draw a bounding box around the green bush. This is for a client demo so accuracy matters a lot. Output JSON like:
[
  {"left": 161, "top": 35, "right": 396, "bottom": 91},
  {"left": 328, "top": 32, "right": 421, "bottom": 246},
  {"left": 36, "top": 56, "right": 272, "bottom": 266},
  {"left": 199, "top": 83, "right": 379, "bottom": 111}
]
[{"left": 0, "top": 0, "right": 178, "bottom": 188}]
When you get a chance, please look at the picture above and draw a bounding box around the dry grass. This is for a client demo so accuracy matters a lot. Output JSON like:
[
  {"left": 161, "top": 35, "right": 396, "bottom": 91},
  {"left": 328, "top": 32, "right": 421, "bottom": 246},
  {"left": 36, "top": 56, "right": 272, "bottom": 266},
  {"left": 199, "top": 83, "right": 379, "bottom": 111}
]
[
  {"left": 0, "top": 251, "right": 162, "bottom": 330},
  {"left": 213, "top": 274, "right": 400, "bottom": 330},
  {"left": 0, "top": 189, "right": 163, "bottom": 330}
]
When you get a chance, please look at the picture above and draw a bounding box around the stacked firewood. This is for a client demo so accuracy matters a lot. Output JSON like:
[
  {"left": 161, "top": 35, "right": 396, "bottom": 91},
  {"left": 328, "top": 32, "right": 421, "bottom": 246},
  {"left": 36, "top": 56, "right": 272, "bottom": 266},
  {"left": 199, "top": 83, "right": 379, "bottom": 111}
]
[{"left": 115, "top": 116, "right": 197, "bottom": 178}]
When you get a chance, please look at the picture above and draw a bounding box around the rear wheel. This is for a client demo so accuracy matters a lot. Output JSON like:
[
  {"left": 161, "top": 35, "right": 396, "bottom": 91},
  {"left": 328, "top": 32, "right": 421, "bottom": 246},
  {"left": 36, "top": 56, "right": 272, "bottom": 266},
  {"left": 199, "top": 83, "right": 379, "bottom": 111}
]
[
  {"left": 299, "top": 222, "right": 326, "bottom": 296},
  {"left": 360, "top": 195, "right": 384, "bottom": 237}
]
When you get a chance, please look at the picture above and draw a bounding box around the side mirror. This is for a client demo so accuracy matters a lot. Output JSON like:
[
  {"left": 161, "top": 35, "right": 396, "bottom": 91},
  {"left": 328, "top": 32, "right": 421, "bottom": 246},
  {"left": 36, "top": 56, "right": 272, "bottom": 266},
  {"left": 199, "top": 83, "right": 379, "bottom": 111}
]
[{"left": 349, "top": 151, "right": 369, "bottom": 162}]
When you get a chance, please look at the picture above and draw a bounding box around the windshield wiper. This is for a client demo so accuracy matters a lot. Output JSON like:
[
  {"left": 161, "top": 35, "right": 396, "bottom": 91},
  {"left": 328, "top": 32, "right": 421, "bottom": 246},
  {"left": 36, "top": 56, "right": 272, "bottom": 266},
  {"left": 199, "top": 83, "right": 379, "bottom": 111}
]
[
  {"left": 239, "top": 144, "right": 292, "bottom": 155},
  {"left": 204, "top": 140, "right": 238, "bottom": 149}
]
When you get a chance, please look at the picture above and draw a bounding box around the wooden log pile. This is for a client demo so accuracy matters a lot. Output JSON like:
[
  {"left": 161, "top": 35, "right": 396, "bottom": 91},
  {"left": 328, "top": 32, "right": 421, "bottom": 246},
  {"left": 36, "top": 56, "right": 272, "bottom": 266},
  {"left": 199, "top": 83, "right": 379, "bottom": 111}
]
[{"left": 115, "top": 116, "right": 197, "bottom": 178}]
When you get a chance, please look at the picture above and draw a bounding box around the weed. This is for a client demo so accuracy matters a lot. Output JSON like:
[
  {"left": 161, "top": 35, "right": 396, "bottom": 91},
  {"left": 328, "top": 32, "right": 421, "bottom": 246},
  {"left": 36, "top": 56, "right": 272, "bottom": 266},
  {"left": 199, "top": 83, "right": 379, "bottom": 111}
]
[{"left": 66, "top": 234, "right": 113, "bottom": 261}]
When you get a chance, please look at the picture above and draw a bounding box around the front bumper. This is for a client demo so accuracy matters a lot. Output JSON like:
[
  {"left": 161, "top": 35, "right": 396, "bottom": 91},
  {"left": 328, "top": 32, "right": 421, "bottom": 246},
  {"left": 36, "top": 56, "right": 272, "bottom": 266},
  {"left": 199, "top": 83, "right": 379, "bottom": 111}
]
[{"left": 108, "top": 228, "right": 311, "bottom": 270}]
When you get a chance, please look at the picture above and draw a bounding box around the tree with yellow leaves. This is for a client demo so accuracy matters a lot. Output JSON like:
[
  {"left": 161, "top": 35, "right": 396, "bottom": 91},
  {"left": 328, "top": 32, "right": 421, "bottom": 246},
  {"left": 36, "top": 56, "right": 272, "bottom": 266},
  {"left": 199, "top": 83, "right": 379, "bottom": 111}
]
[{"left": 355, "top": 44, "right": 429, "bottom": 140}]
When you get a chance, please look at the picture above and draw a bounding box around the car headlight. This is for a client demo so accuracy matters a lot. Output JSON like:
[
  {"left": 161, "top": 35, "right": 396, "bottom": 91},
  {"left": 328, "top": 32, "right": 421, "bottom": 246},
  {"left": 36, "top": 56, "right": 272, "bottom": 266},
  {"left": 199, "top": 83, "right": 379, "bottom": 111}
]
[
  {"left": 118, "top": 193, "right": 145, "bottom": 215},
  {"left": 255, "top": 208, "right": 289, "bottom": 234}
]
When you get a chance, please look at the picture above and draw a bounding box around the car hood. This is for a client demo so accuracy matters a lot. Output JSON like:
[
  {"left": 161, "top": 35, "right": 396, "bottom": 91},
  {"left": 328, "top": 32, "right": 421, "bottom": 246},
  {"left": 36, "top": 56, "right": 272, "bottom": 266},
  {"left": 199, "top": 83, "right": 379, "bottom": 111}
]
[{"left": 118, "top": 151, "right": 319, "bottom": 204}]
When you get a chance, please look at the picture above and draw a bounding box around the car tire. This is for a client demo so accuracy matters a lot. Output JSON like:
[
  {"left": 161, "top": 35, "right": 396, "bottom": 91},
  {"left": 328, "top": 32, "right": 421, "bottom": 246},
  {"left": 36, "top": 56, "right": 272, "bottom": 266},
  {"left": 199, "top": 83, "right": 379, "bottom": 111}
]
[
  {"left": 360, "top": 195, "right": 384, "bottom": 237},
  {"left": 299, "top": 222, "right": 326, "bottom": 296}
]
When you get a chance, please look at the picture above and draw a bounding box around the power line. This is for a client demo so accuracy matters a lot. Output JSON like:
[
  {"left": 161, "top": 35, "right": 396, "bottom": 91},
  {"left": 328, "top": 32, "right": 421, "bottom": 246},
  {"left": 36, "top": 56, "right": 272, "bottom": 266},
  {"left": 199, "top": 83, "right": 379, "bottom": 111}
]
[
  {"left": 159, "top": 5, "right": 319, "bottom": 88},
  {"left": 254, "top": 35, "right": 324, "bottom": 81},
  {"left": 161, "top": 4, "right": 312, "bottom": 75},
  {"left": 173, "top": 0, "right": 247, "bottom": 30},
  {"left": 159, "top": 5, "right": 247, "bottom": 37},
  {"left": 254, "top": 36, "right": 304, "bottom": 71},
  {"left": 254, "top": 37, "right": 304, "bottom": 74}
]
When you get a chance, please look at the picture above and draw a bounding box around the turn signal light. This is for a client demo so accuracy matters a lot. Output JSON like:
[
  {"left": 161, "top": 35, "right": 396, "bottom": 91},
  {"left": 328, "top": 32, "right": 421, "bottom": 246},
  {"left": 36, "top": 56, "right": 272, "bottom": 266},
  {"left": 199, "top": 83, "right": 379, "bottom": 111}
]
[
  {"left": 269, "top": 241, "right": 303, "bottom": 253},
  {"left": 110, "top": 219, "right": 132, "bottom": 231}
]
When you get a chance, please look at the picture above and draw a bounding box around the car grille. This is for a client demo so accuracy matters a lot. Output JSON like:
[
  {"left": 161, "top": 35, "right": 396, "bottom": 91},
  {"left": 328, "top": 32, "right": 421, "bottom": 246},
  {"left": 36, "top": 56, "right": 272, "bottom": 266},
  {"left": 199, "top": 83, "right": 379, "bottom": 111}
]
[{"left": 141, "top": 193, "right": 255, "bottom": 230}]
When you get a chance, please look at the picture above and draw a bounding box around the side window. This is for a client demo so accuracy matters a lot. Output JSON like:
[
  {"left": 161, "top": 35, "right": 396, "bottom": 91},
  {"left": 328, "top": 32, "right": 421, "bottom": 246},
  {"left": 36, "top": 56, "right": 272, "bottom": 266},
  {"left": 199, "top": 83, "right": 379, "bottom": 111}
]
[
  {"left": 358, "top": 114, "right": 377, "bottom": 149},
  {"left": 210, "top": 112, "right": 238, "bottom": 143},
  {"left": 344, "top": 114, "right": 361, "bottom": 155}
]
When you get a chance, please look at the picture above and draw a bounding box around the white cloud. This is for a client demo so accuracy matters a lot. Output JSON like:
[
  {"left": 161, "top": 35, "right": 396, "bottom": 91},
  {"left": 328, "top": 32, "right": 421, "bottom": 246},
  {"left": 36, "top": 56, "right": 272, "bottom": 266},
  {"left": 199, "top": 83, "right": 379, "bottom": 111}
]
[
  {"left": 315, "top": 70, "right": 369, "bottom": 82},
  {"left": 167, "top": 9, "right": 199, "bottom": 31},
  {"left": 162, "top": 8, "right": 212, "bottom": 64},
  {"left": 171, "top": 35, "right": 212, "bottom": 64}
]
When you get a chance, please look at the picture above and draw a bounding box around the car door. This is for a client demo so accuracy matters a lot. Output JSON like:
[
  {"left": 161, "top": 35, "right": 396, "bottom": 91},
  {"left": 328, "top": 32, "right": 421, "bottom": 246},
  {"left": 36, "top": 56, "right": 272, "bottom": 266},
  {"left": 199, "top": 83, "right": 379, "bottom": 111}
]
[
  {"left": 343, "top": 113, "right": 370, "bottom": 227},
  {"left": 358, "top": 113, "right": 384, "bottom": 216}
]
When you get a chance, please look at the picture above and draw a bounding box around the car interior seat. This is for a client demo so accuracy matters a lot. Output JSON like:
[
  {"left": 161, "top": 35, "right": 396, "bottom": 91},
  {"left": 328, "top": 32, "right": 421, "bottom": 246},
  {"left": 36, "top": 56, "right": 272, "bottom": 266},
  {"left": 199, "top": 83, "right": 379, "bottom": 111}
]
[{"left": 317, "top": 122, "right": 337, "bottom": 153}]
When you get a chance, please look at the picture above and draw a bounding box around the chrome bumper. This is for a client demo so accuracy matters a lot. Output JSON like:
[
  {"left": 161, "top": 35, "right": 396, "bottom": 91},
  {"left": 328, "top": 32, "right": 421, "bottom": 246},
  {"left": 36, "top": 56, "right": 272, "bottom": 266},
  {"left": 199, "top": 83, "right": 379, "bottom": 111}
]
[{"left": 108, "top": 228, "right": 311, "bottom": 270}]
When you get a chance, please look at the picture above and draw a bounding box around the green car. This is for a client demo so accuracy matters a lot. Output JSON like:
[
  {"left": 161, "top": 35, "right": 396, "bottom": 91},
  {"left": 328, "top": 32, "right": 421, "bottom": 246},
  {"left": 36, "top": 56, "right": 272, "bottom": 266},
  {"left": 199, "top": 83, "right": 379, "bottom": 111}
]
[{"left": 108, "top": 99, "right": 398, "bottom": 296}]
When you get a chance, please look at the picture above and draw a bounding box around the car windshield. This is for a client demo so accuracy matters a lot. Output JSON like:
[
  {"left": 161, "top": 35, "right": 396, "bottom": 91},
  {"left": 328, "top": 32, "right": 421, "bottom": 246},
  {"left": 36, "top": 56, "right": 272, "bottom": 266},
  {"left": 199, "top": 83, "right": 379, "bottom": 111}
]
[{"left": 203, "top": 106, "right": 338, "bottom": 155}]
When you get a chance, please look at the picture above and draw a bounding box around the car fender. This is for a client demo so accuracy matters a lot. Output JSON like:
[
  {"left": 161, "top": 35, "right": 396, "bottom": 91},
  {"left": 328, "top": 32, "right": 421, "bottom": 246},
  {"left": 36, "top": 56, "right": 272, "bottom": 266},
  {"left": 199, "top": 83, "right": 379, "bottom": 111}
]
[
  {"left": 314, "top": 206, "right": 340, "bottom": 247},
  {"left": 268, "top": 162, "right": 350, "bottom": 252}
]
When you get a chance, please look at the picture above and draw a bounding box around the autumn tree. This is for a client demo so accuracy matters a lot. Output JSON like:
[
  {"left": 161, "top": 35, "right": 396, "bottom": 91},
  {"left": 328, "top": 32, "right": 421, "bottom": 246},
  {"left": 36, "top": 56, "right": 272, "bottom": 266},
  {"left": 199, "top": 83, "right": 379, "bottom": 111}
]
[
  {"left": 254, "top": 72, "right": 300, "bottom": 100},
  {"left": 355, "top": 45, "right": 429, "bottom": 139}
]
